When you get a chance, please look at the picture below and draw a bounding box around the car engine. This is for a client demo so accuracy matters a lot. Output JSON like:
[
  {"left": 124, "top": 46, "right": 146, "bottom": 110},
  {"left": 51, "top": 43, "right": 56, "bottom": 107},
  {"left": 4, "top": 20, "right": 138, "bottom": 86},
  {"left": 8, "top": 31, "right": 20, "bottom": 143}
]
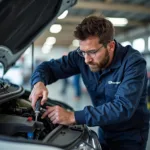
[{"left": 0, "top": 98, "right": 58, "bottom": 140}]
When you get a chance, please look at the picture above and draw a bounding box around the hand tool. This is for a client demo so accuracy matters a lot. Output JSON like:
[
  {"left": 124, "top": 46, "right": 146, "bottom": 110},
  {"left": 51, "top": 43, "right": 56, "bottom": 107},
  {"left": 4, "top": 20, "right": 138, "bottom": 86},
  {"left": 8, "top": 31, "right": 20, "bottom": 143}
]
[{"left": 35, "top": 98, "right": 41, "bottom": 122}]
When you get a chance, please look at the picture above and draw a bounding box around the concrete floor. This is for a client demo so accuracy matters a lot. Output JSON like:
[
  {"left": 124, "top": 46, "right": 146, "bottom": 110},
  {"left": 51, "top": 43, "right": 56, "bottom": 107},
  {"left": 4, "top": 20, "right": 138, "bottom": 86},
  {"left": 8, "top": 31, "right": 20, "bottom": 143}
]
[{"left": 27, "top": 79, "right": 150, "bottom": 150}]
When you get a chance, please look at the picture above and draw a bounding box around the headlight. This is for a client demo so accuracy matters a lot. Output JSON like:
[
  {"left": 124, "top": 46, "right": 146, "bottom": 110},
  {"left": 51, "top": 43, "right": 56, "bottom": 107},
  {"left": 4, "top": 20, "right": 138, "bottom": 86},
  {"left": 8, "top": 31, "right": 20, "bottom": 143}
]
[{"left": 73, "top": 128, "right": 102, "bottom": 150}]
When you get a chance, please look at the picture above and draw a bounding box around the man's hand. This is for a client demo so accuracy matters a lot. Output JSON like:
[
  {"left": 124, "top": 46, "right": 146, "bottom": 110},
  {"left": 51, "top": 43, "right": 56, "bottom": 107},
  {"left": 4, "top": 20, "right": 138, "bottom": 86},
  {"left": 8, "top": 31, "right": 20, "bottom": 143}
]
[
  {"left": 41, "top": 105, "right": 76, "bottom": 125},
  {"left": 29, "top": 82, "right": 48, "bottom": 109}
]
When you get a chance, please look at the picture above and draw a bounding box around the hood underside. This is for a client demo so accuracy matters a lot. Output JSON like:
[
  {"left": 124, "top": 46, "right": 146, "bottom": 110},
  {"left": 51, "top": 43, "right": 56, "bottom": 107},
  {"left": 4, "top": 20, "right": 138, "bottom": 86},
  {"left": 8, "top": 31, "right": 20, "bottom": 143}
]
[{"left": 0, "top": 0, "right": 77, "bottom": 74}]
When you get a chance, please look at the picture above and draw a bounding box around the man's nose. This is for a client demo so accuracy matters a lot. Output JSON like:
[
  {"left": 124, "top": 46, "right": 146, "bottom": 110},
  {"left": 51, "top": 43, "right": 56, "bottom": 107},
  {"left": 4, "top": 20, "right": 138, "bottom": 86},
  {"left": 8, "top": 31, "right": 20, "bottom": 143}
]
[{"left": 84, "top": 54, "right": 92, "bottom": 63}]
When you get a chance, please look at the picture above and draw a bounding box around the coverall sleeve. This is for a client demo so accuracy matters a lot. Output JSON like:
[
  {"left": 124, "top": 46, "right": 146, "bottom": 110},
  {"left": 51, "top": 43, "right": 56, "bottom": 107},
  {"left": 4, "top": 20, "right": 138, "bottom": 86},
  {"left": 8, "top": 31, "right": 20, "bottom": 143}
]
[
  {"left": 31, "top": 51, "right": 81, "bottom": 86},
  {"left": 74, "top": 55, "right": 147, "bottom": 126}
]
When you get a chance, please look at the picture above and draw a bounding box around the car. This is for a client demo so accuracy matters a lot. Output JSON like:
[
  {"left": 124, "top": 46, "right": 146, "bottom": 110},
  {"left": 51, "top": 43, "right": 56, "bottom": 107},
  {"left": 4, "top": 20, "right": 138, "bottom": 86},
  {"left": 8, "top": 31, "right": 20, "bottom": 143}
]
[
  {"left": 0, "top": 0, "right": 102, "bottom": 150},
  {"left": 0, "top": 61, "right": 23, "bottom": 85}
]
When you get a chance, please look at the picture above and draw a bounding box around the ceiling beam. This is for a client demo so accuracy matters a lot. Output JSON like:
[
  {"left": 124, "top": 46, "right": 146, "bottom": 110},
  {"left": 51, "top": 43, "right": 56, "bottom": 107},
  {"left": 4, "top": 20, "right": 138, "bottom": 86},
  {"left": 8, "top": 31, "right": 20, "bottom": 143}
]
[{"left": 74, "top": 1, "right": 150, "bottom": 14}]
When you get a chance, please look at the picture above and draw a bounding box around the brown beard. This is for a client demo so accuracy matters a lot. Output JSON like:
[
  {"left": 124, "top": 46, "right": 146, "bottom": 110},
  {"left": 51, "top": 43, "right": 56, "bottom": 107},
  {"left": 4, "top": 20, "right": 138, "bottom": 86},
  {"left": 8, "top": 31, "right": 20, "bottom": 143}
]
[{"left": 88, "top": 49, "right": 110, "bottom": 72}]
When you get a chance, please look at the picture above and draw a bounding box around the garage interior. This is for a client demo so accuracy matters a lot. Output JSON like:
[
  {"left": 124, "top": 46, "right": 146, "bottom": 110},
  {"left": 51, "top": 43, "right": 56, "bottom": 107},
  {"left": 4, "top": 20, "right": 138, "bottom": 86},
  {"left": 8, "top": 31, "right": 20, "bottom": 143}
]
[{"left": 1, "top": 0, "right": 150, "bottom": 149}]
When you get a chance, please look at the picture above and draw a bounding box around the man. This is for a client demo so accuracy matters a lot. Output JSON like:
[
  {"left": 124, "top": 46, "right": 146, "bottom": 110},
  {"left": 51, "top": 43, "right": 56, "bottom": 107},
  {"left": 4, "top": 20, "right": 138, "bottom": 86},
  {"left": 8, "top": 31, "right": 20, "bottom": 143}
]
[{"left": 29, "top": 16, "right": 149, "bottom": 150}]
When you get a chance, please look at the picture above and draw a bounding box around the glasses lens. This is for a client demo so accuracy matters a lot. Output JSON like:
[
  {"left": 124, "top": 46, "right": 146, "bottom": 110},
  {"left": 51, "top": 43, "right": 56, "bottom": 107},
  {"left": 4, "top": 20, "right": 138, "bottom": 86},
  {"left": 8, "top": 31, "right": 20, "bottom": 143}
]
[{"left": 89, "top": 52, "right": 96, "bottom": 58}]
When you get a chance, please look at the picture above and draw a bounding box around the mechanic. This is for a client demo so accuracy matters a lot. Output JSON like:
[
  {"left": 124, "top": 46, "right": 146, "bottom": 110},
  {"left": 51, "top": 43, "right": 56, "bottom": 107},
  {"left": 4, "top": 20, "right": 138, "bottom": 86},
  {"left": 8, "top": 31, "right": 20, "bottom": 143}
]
[{"left": 29, "top": 15, "right": 150, "bottom": 150}]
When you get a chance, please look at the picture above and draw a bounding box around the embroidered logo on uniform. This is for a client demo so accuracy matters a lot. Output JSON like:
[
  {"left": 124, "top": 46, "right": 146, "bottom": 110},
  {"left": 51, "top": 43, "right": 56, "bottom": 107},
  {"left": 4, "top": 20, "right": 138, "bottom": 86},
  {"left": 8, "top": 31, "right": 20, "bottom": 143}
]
[{"left": 108, "top": 81, "right": 121, "bottom": 84}]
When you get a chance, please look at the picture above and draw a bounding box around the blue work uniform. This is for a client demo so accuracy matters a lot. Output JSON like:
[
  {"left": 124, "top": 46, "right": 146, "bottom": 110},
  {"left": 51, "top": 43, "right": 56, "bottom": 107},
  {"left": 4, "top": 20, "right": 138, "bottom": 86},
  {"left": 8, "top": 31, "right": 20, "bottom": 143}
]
[{"left": 31, "top": 41, "right": 150, "bottom": 150}]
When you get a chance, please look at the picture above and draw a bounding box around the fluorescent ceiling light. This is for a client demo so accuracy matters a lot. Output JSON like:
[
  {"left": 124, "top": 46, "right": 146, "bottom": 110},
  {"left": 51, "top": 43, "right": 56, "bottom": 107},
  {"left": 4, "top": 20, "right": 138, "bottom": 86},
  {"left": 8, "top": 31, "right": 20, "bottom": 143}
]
[
  {"left": 121, "top": 41, "right": 131, "bottom": 46},
  {"left": 133, "top": 38, "right": 145, "bottom": 52},
  {"left": 107, "top": 17, "right": 128, "bottom": 27},
  {"left": 50, "top": 24, "right": 62, "bottom": 33},
  {"left": 58, "top": 10, "right": 68, "bottom": 19},
  {"left": 42, "top": 44, "right": 53, "bottom": 54},
  {"left": 45, "top": 37, "right": 56, "bottom": 45},
  {"left": 72, "top": 39, "right": 79, "bottom": 47}
]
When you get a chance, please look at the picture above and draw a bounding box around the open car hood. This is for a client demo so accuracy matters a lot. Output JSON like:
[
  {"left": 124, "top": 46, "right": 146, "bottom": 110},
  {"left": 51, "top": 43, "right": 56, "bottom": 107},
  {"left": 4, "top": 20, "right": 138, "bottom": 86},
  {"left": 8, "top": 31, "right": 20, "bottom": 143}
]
[{"left": 0, "top": 0, "right": 77, "bottom": 74}]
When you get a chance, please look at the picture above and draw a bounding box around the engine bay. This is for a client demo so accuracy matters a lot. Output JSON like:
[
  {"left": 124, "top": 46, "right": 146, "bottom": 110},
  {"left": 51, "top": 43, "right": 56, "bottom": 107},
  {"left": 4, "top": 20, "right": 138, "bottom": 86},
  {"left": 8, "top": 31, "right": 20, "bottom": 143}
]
[
  {"left": 0, "top": 80, "right": 84, "bottom": 146},
  {"left": 0, "top": 81, "right": 102, "bottom": 150},
  {"left": 0, "top": 98, "right": 58, "bottom": 140}
]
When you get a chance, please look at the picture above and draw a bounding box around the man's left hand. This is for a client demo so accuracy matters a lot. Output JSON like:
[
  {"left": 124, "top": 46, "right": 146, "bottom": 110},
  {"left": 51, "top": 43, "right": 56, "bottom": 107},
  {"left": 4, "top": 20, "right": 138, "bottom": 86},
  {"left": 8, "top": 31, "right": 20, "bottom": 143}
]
[{"left": 41, "top": 105, "right": 76, "bottom": 125}]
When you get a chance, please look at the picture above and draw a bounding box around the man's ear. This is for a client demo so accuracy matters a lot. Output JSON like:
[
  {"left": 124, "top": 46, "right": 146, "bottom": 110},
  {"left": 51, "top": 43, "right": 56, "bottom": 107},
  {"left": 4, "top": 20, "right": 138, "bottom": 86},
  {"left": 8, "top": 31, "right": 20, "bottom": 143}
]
[{"left": 107, "top": 41, "right": 115, "bottom": 52}]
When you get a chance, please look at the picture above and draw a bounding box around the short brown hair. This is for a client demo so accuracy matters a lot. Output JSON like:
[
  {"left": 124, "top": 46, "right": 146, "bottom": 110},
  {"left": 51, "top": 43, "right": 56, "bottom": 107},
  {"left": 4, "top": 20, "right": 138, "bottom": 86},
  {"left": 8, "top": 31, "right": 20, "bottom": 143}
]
[{"left": 74, "top": 15, "right": 115, "bottom": 45}]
